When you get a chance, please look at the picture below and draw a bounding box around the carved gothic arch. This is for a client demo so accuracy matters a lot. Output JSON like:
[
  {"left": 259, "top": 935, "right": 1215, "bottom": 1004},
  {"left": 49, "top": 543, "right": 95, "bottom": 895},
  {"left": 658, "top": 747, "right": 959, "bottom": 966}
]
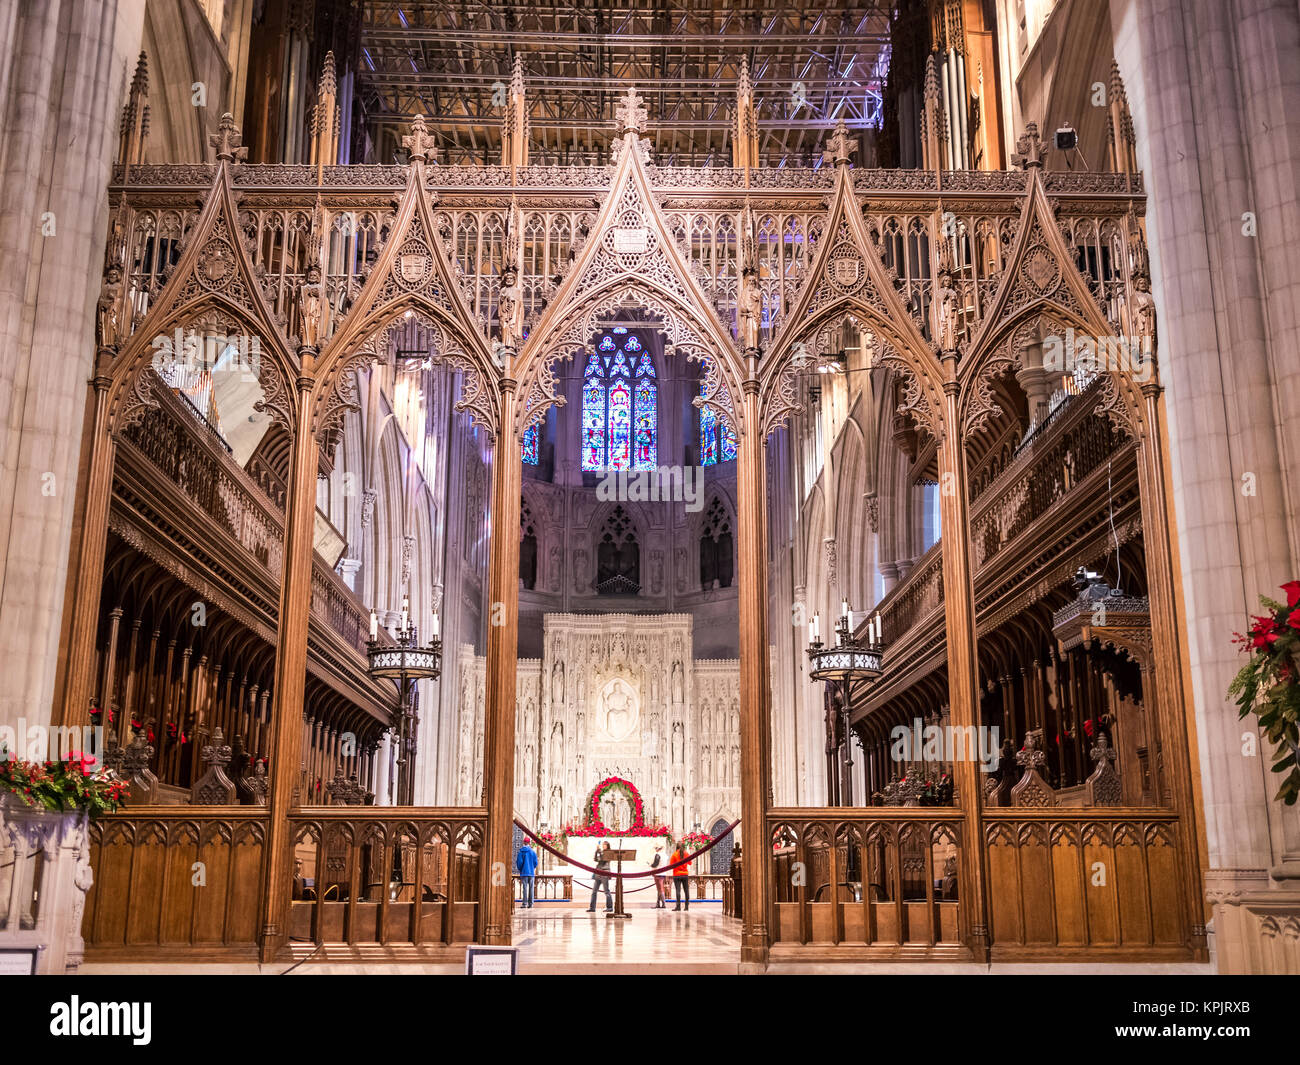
[
  {"left": 513, "top": 127, "right": 746, "bottom": 439},
  {"left": 311, "top": 159, "right": 502, "bottom": 445},
  {"left": 959, "top": 169, "right": 1144, "bottom": 441},
  {"left": 760, "top": 164, "right": 945, "bottom": 441},
  {"left": 105, "top": 158, "right": 299, "bottom": 436}
]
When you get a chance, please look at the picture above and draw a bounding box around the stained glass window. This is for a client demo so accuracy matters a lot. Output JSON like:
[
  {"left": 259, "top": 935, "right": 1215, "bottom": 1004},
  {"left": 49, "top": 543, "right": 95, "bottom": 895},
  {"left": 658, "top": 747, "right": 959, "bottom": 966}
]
[
  {"left": 580, "top": 332, "right": 657, "bottom": 471},
  {"left": 699, "top": 383, "right": 737, "bottom": 465},
  {"left": 521, "top": 422, "right": 539, "bottom": 464}
]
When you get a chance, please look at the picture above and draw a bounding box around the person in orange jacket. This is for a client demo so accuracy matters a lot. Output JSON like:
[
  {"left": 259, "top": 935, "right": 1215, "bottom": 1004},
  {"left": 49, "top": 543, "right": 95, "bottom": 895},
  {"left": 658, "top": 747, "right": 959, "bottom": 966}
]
[{"left": 670, "top": 841, "right": 691, "bottom": 911}]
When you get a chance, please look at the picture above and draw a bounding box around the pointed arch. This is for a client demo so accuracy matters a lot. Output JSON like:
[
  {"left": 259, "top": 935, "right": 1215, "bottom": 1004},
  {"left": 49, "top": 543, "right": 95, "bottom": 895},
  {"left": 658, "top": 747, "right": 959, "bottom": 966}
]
[
  {"left": 513, "top": 131, "right": 746, "bottom": 439},
  {"left": 959, "top": 170, "right": 1144, "bottom": 441},
  {"left": 311, "top": 164, "right": 502, "bottom": 444},
  {"left": 105, "top": 160, "right": 298, "bottom": 436},
  {"left": 760, "top": 165, "right": 945, "bottom": 443}
]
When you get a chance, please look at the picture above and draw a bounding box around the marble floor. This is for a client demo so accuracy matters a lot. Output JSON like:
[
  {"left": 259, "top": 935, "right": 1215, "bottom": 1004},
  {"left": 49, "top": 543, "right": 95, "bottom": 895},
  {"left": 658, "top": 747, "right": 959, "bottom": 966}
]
[{"left": 513, "top": 899, "right": 740, "bottom": 974}]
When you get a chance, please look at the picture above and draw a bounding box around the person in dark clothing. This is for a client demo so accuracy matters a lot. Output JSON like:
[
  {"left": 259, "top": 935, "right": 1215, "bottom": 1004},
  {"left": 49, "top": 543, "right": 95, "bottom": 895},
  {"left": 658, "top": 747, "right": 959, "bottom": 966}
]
[
  {"left": 650, "top": 843, "right": 668, "bottom": 908},
  {"left": 587, "top": 840, "right": 613, "bottom": 912}
]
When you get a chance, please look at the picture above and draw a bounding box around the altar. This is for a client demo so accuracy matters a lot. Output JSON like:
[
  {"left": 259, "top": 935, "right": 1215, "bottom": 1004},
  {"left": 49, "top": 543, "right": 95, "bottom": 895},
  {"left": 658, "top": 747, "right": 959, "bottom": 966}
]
[{"left": 543, "top": 777, "right": 679, "bottom": 884}]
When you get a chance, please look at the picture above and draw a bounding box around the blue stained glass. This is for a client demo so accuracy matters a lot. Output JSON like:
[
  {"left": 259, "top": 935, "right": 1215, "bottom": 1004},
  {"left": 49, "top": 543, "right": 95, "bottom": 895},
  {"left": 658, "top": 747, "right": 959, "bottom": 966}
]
[
  {"left": 521, "top": 422, "right": 539, "bottom": 464},
  {"left": 608, "top": 379, "right": 632, "bottom": 470},
  {"left": 612, "top": 326, "right": 627, "bottom": 334},
  {"left": 699, "top": 383, "right": 736, "bottom": 465},
  {"left": 582, "top": 332, "right": 658, "bottom": 471},
  {"left": 634, "top": 379, "right": 656, "bottom": 468}
]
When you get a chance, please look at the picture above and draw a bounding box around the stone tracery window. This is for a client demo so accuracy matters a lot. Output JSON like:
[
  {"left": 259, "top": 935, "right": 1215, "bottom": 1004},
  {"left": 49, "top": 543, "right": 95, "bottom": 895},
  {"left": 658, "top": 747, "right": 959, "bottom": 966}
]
[
  {"left": 596, "top": 504, "right": 639, "bottom": 594},
  {"left": 699, "top": 497, "right": 734, "bottom": 590},
  {"left": 581, "top": 330, "right": 657, "bottom": 471}
]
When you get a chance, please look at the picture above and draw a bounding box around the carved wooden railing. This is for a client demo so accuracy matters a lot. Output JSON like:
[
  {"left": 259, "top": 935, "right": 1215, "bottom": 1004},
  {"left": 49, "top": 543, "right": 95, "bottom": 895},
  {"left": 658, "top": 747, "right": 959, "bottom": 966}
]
[
  {"left": 765, "top": 807, "right": 1195, "bottom": 959},
  {"left": 118, "top": 372, "right": 373, "bottom": 656},
  {"left": 83, "top": 809, "right": 268, "bottom": 960},
  {"left": 969, "top": 378, "right": 1124, "bottom": 569},
  {"left": 766, "top": 809, "right": 965, "bottom": 954},
  {"left": 879, "top": 544, "right": 944, "bottom": 646},
  {"left": 512, "top": 874, "right": 572, "bottom": 902},
  {"left": 287, "top": 808, "right": 486, "bottom": 955}
]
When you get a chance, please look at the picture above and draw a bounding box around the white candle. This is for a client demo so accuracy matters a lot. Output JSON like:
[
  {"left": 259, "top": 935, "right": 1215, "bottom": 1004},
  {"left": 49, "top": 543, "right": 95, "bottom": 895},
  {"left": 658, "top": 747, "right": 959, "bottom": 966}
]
[
  {"left": 431, "top": 611, "right": 440, "bottom": 639},
  {"left": 369, "top": 610, "right": 378, "bottom": 640},
  {"left": 841, "top": 599, "right": 850, "bottom": 621},
  {"left": 812, "top": 613, "right": 820, "bottom": 641},
  {"left": 400, "top": 595, "right": 409, "bottom": 630},
  {"left": 808, "top": 618, "right": 817, "bottom": 643}
]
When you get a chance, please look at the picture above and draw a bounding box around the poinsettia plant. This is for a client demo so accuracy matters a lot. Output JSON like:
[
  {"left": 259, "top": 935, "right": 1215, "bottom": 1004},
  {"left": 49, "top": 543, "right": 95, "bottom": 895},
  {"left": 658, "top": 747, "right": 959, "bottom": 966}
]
[
  {"left": 0, "top": 751, "right": 128, "bottom": 819},
  {"left": 676, "top": 831, "right": 713, "bottom": 854},
  {"left": 1229, "top": 580, "right": 1300, "bottom": 805}
]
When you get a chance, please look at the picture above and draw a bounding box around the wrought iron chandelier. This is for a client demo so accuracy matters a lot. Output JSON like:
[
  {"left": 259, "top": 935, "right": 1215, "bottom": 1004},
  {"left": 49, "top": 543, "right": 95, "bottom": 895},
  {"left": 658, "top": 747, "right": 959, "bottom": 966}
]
[
  {"left": 367, "top": 595, "right": 441, "bottom": 805},
  {"left": 806, "top": 602, "right": 884, "bottom": 805}
]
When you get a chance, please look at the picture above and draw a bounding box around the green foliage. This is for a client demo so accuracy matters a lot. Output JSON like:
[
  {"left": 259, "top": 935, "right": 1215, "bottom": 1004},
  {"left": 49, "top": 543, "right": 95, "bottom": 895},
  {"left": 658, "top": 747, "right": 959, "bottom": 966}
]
[
  {"left": 0, "top": 752, "right": 129, "bottom": 819},
  {"left": 1228, "top": 583, "right": 1300, "bottom": 805}
]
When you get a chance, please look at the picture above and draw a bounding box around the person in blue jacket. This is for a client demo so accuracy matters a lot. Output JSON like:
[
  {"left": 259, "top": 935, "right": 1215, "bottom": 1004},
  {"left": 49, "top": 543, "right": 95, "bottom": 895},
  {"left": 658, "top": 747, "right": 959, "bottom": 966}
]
[{"left": 516, "top": 839, "right": 539, "bottom": 908}]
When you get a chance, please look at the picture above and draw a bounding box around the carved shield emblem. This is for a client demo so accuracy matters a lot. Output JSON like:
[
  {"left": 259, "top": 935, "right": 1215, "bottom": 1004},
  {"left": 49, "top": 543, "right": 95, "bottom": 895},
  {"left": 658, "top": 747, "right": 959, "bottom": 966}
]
[
  {"left": 832, "top": 254, "right": 862, "bottom": 288},
  {"left": 198, "top": 240, "right": 234, "bottom": 288},
  {"left": 399, "top": 252, "right": 429, "bottom": 282},
  {"left": 612, "top": 227, "right": 649, "bottom": 254},
  {"left": 1022, "top": 247, "right": 1059, "bottom": 294}
]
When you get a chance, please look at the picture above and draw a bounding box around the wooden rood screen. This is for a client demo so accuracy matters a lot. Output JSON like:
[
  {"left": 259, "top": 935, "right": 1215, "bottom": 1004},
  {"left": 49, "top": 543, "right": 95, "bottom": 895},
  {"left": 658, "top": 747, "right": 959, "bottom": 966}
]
[
  {"left": 765, "top": 809, "right": 1196, "bottom": 961},
  {"left": 83, "top": 808, "right": 486, "bottom": 962}
]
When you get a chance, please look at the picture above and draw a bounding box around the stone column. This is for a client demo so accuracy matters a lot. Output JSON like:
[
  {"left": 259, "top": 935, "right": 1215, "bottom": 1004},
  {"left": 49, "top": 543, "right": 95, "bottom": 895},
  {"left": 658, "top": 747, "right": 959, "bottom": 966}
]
[{"left": 0, "top": 0, "right": 147, "bottom": 732}]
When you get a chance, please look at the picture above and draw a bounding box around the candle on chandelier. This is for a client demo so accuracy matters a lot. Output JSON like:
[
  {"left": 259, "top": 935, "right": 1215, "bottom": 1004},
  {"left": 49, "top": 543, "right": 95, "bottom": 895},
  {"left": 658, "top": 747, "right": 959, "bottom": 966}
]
[
  {"left": 841, "top": 599, "right": 850, "bottom": 622},
  {"left": 369, "top": 610, "right": 378, "bottom": 640},
  {"left": 400, "top": 595, "right": 409, "bottom": 630},
  {"left": 811, "top": 613, "right": 821, "bottom": 642},
  {"left": 431, "top": 611, "right": 440, "bottom": 639}
]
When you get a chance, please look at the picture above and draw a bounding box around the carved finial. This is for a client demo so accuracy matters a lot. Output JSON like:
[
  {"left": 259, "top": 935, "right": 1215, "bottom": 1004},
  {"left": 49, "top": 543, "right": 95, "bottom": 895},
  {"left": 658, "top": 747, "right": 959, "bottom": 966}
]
[
  {"left": 209, "top": 113, "right": 248, "bottom": 164},
  {"left": 821, "top": 118, "right": 858, "bottom": 167},
  {"left": 201, "top": 726, "right": 232, "bottom": 768},
  {"left": 614, "top": 84, "right": 649, "bottom": 136},
  {"left": 1015, "top": 729, "right": 1047, "bottom": 771},
  {"left": 1108, "top": 59, "right": 1128, "bottom": 110},
  {"left": 924, "top": 52, "right": 941, "bottom": 102},
  {"left": 118, "top": 52, "right": 151, "bottom": 167},
  {"left": 738, "top": 55, "right": 752, "bottom": 98},
  {"left": 401, "top": 114, "right": 437, "bottom": 164},
  {"left": 1090, "top": 732, "right": 1116, "bottom": 767},
  {"left": 320, "top": 50, "right": 337, "bottom": 97},
  {"left": 1010, "top": 122, "right": 1048, "bottom": 169},
  {"left": 511, "top": 52, "right": 525, "bottom": 98}
]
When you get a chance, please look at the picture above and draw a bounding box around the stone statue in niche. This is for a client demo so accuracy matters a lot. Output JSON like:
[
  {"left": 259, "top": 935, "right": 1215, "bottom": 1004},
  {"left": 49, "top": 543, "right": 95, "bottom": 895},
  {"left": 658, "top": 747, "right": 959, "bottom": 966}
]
[
  {"left": 552, "top": 659, "right": 564, "bottom": 705},
  {"left": 675, "top": 547, "right": 687, "bottom": 591},
  {"left": 551, "top": 722, "right": 564, "bottom": 768},
  {"left": 731, "top": 746, "right": 740, "bottom": 787},
  {"left": 601, "top": 678, "right": 637, "bottom": 742},
  {"left": 671, "top": 661, "right": 683, "bottom": 704},
  {"left": 549, "top": 545, "right": 562, "bottom": 591},
  {"left": 672, "top": 722, "right": 683, "bottom": 764},
  {"left": 651, "top": 550, "right": 664, "bottom": 594},
  {"left": 574, "top": 549, "right": 589, "bottom": 592},
  {"left": 576, "top": 711, "right": 585, "bottom": 748}
]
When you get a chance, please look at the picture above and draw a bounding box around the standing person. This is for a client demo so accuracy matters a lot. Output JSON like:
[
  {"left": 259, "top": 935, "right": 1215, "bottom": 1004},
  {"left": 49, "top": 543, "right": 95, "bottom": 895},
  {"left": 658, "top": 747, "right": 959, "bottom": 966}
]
[
  {"left": 650, "top": 843, "right": 668, "bottom": 908},
  {"left": 587, "top": 840, "right": 613, "bottom": 912},
  {"left": 515, "top": 838, "right": 539, "bottom": 909},
  {"left": 670, "top": 840, "right": 691, "bottom": 912}
]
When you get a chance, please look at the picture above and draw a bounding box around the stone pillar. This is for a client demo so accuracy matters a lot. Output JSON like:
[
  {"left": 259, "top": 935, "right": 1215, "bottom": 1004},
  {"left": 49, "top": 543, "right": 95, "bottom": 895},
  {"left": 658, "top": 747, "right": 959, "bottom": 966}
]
[
  {"left": 1111, "top": 0, "right": 1298, "bottom": 970},
  {"left": 0, "top": 0, "right": 147, "bottom": 733}
]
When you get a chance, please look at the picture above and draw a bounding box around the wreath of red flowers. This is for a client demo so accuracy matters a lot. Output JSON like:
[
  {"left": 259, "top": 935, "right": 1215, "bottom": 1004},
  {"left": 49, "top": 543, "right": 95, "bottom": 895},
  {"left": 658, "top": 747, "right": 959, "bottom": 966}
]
[{"left": 569, "top": 776, "right": 673, "bottom": 837}]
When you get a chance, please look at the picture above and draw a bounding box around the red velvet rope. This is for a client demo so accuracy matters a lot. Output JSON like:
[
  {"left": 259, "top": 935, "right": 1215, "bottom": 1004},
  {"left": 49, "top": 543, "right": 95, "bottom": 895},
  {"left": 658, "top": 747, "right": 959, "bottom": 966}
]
[{"left": 514, "top": 817, "right": 738, "bottom": 879}]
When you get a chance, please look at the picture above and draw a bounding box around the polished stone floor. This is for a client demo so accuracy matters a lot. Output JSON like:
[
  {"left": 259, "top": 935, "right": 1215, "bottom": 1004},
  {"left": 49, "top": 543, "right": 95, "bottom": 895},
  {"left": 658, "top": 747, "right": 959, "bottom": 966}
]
[{"left": 513, "top": 899, "right": 740, "bottom": 974}]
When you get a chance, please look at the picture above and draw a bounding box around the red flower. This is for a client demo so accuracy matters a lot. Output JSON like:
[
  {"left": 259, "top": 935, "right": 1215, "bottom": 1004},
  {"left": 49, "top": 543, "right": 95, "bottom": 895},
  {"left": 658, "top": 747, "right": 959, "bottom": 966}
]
[
  {"left": 1250, "top": 614, "right": 1280, "bottom": 649},
  {"left": 1288, "top": 607, "right": 1300, "bottom": 632},
  {"left": 1282, "top": 580, "right": 1300, "bottom": 608},
  {"left": 1083, "top": 718, "right": 1095, "bottom": 737}
]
